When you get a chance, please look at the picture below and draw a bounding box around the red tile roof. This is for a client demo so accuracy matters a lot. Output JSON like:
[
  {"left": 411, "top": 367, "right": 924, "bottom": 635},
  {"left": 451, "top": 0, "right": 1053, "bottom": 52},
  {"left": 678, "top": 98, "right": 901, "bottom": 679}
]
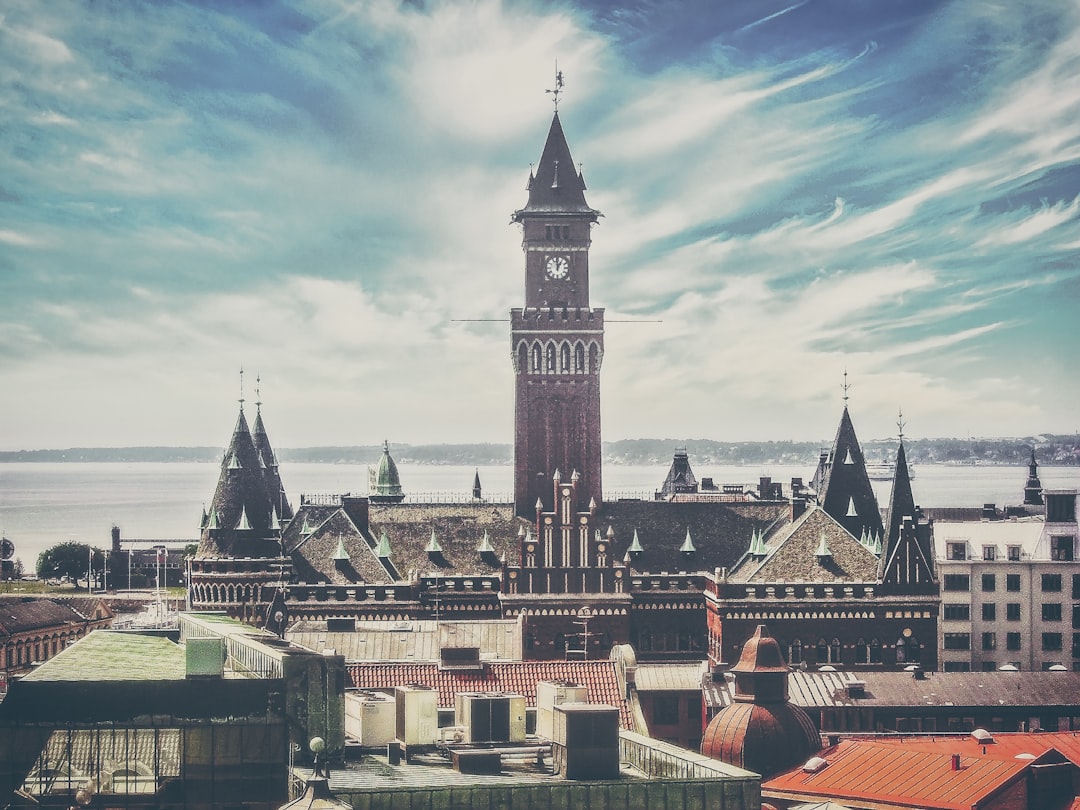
[
  {"left": 764, "top": 738, "right": 1032, "bottom": 810},
  {"left": 346, "top": 659, "right": 632, "bottom": 729},
  {"left": 862, "top": 731, "right": 1080, "bottom": 768}
]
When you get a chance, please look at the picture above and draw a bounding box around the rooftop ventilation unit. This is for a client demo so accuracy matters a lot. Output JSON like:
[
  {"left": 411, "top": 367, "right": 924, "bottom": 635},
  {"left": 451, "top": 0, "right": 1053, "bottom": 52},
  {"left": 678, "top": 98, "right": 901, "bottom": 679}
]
[
  {"left": 454, "top": 692, "right": 526, "bottom": 744},
  {"left": 536, "top": 680, "right": 589, "bottom": 740},
  {"left": 395, "top": 684, "right": 438, "bottom": 748},
  {"left": 552, "top": 703, "right": 619, "bottom": 780},
  {"left": 344, "top": 690, "right": 396, "bottom": 747}
]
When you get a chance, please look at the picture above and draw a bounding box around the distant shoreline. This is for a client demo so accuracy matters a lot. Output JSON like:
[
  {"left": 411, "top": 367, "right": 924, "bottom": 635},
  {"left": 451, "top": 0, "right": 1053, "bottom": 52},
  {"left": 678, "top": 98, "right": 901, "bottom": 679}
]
[{"left": 0, "top": 436, "right": 1076, "bottom": 467}]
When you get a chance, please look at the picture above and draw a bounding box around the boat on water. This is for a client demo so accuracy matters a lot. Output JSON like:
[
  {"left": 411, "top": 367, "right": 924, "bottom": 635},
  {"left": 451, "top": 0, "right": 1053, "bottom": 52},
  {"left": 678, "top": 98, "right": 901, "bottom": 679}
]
[{"left": 866, "top": 460, "right": 916, "bottom": 481}]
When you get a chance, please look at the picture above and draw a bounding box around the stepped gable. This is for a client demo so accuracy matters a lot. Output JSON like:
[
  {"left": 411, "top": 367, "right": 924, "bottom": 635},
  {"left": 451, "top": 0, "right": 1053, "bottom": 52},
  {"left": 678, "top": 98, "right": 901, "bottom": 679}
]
[
  {"left": 817, "top": 406, "right": 884, "bottom": 541},
  {"left": 732, "top": 506, "right": 879, "bottom": 583},
  {"left": 367, "top": 502, "right": 528, "bottom": 576},
  {"left": 197, "top": 406, "right": 281, "bottom": 558},
  {"left": 701, "top": 625, "right": 822, "bottom": 778},
  {"left": 598, "top": 500, "right": 790, "bottom": 574},
  {"left": 512, "top": 112, "right": 598, "bottom": 218},
  {"left": 287, "top": 508, "right": 393, "bottom": 586},
  {"left": 251, "top": 405, "right": 292, "bottom": 521}
]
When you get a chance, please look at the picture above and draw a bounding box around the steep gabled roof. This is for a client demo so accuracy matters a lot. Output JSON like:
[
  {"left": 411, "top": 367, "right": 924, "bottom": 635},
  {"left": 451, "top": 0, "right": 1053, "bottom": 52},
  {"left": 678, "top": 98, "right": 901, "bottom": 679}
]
[
  {"left": 882, "top": 440, "right": 916, "bottom": 558},
  {"left": 252, "top": 406, "right": 293, "bottom": 520},
  {"left": 818, "top": 407, "right": 884, "bottom": 541},
  {"left": 512, "top": 112, "right": 599, "bottom": 219},
  {"left": 732, "top": 507, "right": 880, "bottom": 583},
  {"left": 197, "top": 407, "right": 283, "bottom": 559},
  {"left": 287, "top": 506, "right": 393, "bottom": 586},
  {"left": 598, "top": 500, "right": 790, "bottom": 575}
]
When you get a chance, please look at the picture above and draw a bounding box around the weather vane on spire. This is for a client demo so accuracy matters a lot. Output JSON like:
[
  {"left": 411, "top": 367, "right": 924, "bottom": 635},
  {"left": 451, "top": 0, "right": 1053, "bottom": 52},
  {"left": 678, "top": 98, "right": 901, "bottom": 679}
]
[
  {"left": 255, "top": 374, "right": 262, "bottom": 412},
  {"left": 545, "top": 61, "right": 565, "bottom": 111},
  {"left": 897, "top": 408, "right": 906, "bottom": 441},
  {"left": 841, "top": 369, "right": 851, "bottom": 404},
  {"left": 239, "top": 366, "right": 245, "bottom": 410}
]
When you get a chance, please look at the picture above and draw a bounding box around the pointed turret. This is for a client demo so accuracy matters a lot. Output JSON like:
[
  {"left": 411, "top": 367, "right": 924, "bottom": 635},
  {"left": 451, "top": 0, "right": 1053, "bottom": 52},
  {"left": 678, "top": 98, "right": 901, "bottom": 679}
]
[
  {"left": 1024, "top": 447, "right": 1044, "bottom": 506},
  {"left": 472, "top": 468, "right": 482, "bottom": 500},
  {"left": 512, "top": 113, "right": 598, "bottom": 219},
  {"left": 251, "top": 390, "right": 292, "bottom": 521},
  {"left": 883, "top": 440, "right": 917, "bottom": 558},
  {"left": 658, "top": 448, "right": 699, "bottom": 497},
  {"left": 369, "top": 441, "right": 405, "bottom": 504},
  {"left": 198, "top": 404, "right": 283, "bottom": 558},
  {"left": 680, "top": 529, "right": 697, "bottom": 554},
  {"left": 817, "top": 406, "right": 885, "bottom": 541}
]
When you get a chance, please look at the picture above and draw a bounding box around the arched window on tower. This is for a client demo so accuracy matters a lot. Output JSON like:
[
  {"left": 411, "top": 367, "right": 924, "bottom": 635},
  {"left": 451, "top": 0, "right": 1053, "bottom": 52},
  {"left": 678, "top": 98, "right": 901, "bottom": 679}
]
[
  {"left": 518, "top": 343, "right": 528, "bottom": 374},
  {"left": 908, "top": 635, "right": 921, "bottom": 663},
  {"left": 870, "top": 638, "right": 882, "bottom": 663},
  {"left": 546, "top": 344, "right": 556, "bottom": 372},
  {"left": 855, "top": 637, "right": 868, "bottom": 663},
  {"left": 830, "top": 638, "right": 841, "bottom": 663},
  {"left": 790, "top": 638, "right": 803, "bottom": 664},
  {"left": 816, "top": 638, "right": 828, "bottom": 664},
  {"left": 531, "top": 343, "right": 542, "bottom": 372},
  {"left": 575, "top": 343, "right": 585, "bottom": 373},
  {"left": 560, "top": 344, "right": 571, "bottom": 372},
  {"left": 589, "top": 343, "right": 599, "bottom": 373},
  {"left": 895, "top": 636, "right": 907, "bottom": 663}
]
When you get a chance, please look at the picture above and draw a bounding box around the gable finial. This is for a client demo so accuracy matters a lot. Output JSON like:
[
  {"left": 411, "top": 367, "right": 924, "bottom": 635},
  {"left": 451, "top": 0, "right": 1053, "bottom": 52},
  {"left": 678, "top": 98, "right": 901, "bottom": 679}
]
[
  {"left": 897, "top": 408, "right": 905, "bottom": 442},
  {"left": 239, "top": 366, "right": 245, "bottom": 411},
  {"left": 255, "top": 374, "right": 262, "bottom": 412},
  {"left": 545, "top": 61, "right": 565, "bottom": 111},
  {"left": 841, "top": 368, "right": 851, "bottom": 405}
]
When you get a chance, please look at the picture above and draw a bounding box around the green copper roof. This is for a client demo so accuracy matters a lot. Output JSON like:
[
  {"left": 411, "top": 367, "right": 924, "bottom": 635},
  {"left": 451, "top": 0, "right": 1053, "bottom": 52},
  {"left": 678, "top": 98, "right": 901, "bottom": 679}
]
[
  {"left": 370, "top": 440, "right": 405, "bottom": 500},
  {"left": 22, "top": 630, "right": 186, "bottom": 682}
]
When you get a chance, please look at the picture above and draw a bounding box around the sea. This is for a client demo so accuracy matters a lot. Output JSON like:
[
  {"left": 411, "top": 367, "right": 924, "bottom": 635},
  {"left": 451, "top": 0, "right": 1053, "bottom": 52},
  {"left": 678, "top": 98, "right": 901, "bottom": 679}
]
[{"left": 1, "top": 461, "right": 1078, "bottom": 570}]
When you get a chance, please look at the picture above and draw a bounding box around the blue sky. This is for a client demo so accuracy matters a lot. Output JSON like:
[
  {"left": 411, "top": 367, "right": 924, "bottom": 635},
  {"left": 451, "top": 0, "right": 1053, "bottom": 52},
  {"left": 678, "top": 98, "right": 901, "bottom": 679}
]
[{"left": 1, "top": 0, "right": 1078, "bottom": 450}]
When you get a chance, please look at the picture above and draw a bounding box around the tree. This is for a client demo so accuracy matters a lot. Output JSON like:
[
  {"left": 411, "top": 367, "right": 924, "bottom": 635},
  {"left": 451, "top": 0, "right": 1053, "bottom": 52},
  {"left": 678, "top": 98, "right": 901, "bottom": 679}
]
[
  {"left": 36, "top": 542, "right": 104, "bottom": 588},
  {"left": 13, "top": 558, "right": 24, "bottom": 579}
]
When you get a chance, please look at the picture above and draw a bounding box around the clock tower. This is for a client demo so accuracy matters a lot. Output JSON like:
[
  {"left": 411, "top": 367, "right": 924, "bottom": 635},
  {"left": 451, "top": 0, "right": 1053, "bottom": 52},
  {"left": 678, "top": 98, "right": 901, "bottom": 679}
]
[{"left": 511, "top": 111, "right": 603, "bottom": 516}]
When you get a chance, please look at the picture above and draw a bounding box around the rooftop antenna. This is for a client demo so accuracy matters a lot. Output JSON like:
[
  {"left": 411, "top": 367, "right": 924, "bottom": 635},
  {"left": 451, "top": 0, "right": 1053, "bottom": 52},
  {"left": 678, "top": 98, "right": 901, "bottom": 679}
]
[
  {"left": 841, "top": 369, "right": 851, "bottom": 405},
  {"left": 545, "top": 61, "right": 565, "bottom": 111},
  {"left": 239, "top": 366, "right": 245, "bottom": 411},
  {"left": 897, "top": 408, "right": 906, "bottom": 442}
]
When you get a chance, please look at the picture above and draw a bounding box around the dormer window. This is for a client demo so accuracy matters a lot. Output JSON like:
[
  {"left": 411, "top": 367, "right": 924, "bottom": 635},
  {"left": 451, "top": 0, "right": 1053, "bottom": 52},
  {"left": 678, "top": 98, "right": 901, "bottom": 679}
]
[
  {"left": 1051, "top": 536, "right": 1074, "bottom": 561},
  {"left": 983, "top": 546, "right": 997, "bottom": 561},
  {"left": 1008, "top": 545, "right": 1021, "bottom": 561},
  {"left": 947, "top": 542, "right": 967, "bottom": 561}
]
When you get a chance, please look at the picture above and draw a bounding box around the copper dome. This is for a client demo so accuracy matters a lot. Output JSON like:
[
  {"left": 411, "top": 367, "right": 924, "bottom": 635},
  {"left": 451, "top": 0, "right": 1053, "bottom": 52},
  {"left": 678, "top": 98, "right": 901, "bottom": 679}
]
[{"left": 701, "top": 625, "right": 821, "bottom": 778}]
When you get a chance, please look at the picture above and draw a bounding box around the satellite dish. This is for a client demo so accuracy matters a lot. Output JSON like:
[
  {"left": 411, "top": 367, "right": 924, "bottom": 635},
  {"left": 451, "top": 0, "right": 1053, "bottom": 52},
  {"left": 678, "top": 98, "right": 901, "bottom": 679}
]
[{"left": 0, "top": 537, "right": 14, "bottom": 561}]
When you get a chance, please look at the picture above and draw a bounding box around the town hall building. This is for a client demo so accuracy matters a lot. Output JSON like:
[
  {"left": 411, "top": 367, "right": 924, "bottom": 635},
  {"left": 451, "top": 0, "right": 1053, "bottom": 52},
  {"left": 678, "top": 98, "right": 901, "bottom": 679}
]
[{"left": 189, "top": 104, "right": 941, "bottom": 671}]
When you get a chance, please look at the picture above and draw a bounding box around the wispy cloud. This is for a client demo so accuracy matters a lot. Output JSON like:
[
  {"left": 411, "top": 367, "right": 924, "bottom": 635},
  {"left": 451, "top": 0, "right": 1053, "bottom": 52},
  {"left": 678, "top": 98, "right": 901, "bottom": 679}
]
[{"left": 0, "top": 0, "right": 1077, "bottom": 449}]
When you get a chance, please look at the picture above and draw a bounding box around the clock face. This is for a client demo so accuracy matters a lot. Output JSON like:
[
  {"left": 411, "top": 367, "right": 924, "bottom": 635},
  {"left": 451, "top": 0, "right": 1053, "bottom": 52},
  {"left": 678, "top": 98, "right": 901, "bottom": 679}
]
[{"left": 545, "top": 255, "right": 570, "bottom": 280}]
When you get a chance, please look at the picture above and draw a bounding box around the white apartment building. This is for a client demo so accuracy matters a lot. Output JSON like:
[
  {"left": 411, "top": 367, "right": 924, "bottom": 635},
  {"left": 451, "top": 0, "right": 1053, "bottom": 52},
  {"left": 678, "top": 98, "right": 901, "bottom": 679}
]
[{"left": 936, "top": 489, "right": 1079, "bottom": 672}]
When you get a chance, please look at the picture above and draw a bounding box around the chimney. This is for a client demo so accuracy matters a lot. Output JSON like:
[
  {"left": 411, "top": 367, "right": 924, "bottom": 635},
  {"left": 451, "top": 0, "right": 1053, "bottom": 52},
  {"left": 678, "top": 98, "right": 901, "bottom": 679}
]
[
  {"left": 951, "top": 753, "right": 961, "bottom": 771},
  {"left": 341, "top": 496, "right": 370, "bottom": 533},
  {"left": 792, "top": 495, "right": 808, "bottom": 521},
  {"left": 759, "top": 476, "right": 772, "bottom": 499},
  {"left": 111, "top": 525, "right": 122, "bottom": 553}
]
